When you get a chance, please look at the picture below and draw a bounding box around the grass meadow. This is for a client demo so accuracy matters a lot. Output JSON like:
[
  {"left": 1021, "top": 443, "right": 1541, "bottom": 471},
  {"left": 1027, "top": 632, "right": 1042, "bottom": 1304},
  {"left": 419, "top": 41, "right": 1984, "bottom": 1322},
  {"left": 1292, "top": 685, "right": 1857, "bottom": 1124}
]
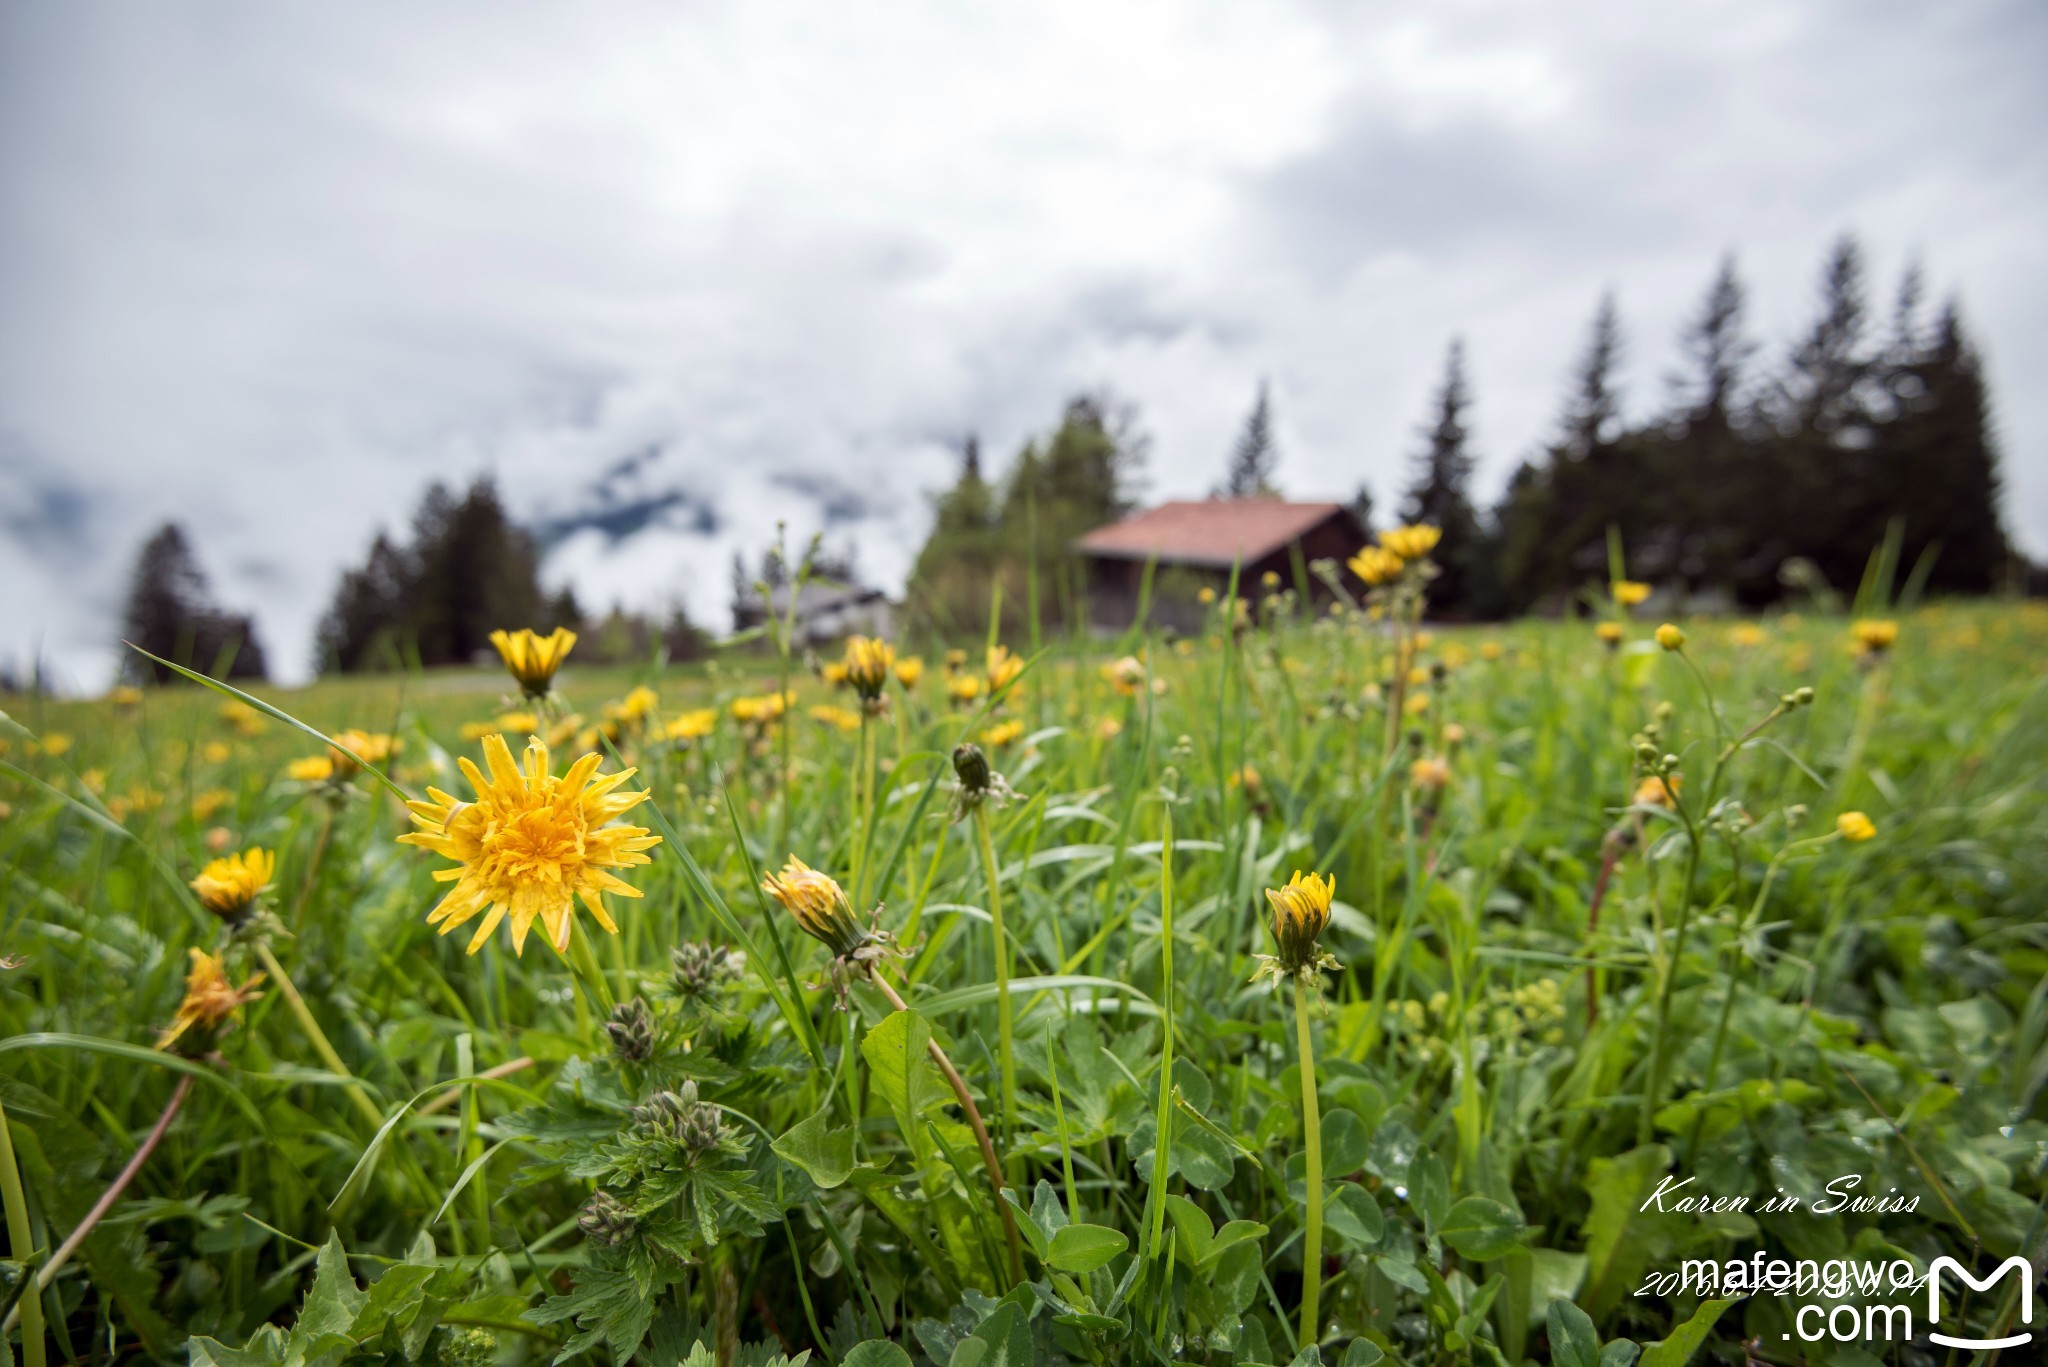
[{"left": 1, "top": 586, "right": 2044, "bottom": 1367}]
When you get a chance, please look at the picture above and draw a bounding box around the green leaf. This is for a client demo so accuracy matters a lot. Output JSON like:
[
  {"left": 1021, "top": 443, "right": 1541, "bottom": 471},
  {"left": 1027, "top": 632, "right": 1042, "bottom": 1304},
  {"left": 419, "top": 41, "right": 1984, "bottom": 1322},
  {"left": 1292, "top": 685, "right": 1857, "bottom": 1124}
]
[
  {"left": 1323, "top": 1183, "right": 1384, "bottom": 1248},
  {"left": 962, "top": 1301, "right": 1031, "bottom": 1367},
  {"left": 1440, "top": 1196, "right": 1523, "bottom": 1261},
  {"left": 1338, "top": 1338, "right": 1385, "bottom": 1367},
  {"left": 1546, "top": 1299, "right": 1599, "bottom": 1367},
  {"left": 1048, "top": 1223, "right": 1128, "bottom": 1273},
  {"left": 1410, "top": 1150, "right": 1450, "bottom": 1230},
  {"left": 1201, "top": 1219, "right": 1267, "bottom": 1268},
  {"left": 298, "top": 1233, "right": 367, "bottom": 1339},
  {"left": 1581, "top": 1144, "right": 1675, "bottom": 1318},
  {"left": 1321, "top": 1109, "right": 1369, "bottom": 1174},
  {"left": 1165, "top": 1194, "right": 1213, "bottom": 1263},
  {"left": 774, "top": 1108, "right": 856, "bottom": 1189},
  {"left": 1000, "top": 1190, "right": 1050, "bottom": 1261},
  {"left": 842, "top": 1341, "right": 913, "bottom": 1367},
  {"left": 861, "top": 1010, "right": 949, "bottom": 1119},
  {"left": 1637, "top": 1299, "right": 1734, "bottom": 1367},
  {"left": 1598, "top": 1341, "right": 1641, "bottom": 1367}
]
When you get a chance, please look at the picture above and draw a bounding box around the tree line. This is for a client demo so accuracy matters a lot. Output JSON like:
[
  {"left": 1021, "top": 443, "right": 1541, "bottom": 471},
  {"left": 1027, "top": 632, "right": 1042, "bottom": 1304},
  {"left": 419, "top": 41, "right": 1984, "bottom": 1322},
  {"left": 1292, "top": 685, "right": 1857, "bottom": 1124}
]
[
  {"left": 118, "top": 478, "right": 711, "bottom": 684},
  {"left": 109, "top": 233, "right": 2023, "bottom": 685},
  {"left": 908, "top": 234, "right": 2019, "bottom": 624}
]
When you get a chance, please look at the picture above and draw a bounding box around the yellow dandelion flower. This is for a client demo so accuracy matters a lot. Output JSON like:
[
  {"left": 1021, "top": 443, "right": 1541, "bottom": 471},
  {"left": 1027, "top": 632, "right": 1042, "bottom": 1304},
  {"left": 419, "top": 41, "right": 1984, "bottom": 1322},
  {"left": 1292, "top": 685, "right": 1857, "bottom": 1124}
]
[
  {"left": 982, "top": 719, "right": 1025, "bottom": 747},
  {"left": 1103, "top": 655, "right": 1147, "bottom": 697},
  {"left": 986, "top": 644, "right": 1024, "bottom": 694},
  {"left": 1404, "top": 693, "right": 1430, "bottom": 715},
  {"left": 944, "top": 648, "right": 969, "bottom": 672},
  {"left": 1260, "top": 570, "right": 1281, "bottom": 590},
  {"left": 665, "top": 708, "right": 717, "bottom": 741},
  {"left": 822, "top": 661, "right": 850, "bottom": 688},
  {"left": 761, "top": 855, "right": 866, "bottom": 958},
  {"left": 1198, "top": 585, "right": 1217, "bottom": 605},
  {"left": 1347, "top": 545, "right": 1404, "bottom": 586},
  {"left": 1095, "top": 716, "right": 1123, "bottom": 740},
  {"left": 190, "top": 789, "right": 233, "bottom": 822},
  {"left": 809, "top": 704, "right": 862, "bottom": 733},
  {"left": 1655, "top": 623, "right": 1685, "bottom": 651},
  {"left": 731, "top": 691, "right": 793, "bottom": 725},
  {"left": 947, "top": 674, "right": 984, "bottom": 705},
  {"left": 110, "top": 685, "right": 143, "bottom": 708},
  {"left": 1837, "top": 811, "right": 1877, "bottom": 842},
  {"left": 202, "top": 740, "right": 232, "bottom": 764},
  {"left": 157, "top": 949, "right": 264, "bottom": 1054},
  {"left": 1263, "top": 870, "right": 1336, "bottom": 977},
  {"left": 460, "top": 720, "right": 494, "bottom": 741},
  {"left": 1480, "top": 640, "right": 1504, "bottom": 661},
  {"left": 330, "top": 729, "right": 399, "bottom": 774},
  {"left": 489, "top": 627, "right": 577, "bottom": 699},
  {"left": 496, "top": 710, "right": 540, "bottom": 734},
  {"left": 606, "top": 686, "right": 660, "bottom": 727},
  {"left": 1379, "top": 524, "right": 1441, "bottom": 562},
  {"left": 1611, "top": 580, "right": 1651, "bottom": 607},
  {"left": 841, "top": 636, "right": 896, "bottom": 701},
  {"left": 219, "top": 700, "right": 266, "bottom": 737},
  {"left": 397, "top": 734, "right": 661, "bottom": 956},
  {"left": 1410, "top": 756, "right": 1450, "bottom": 791},
  {"left": 1635, "top": 774, "right": 1682, "bottom": 808},
  {"left": 191, "top": 847, "right": 276, "bottom": 923},
  {"left": 1731, "top": 623, "right": 1766, "bottom": 647},
  {"left": 894, "top": 656, "right": 925, "bottom": 689},
  {"left": 1596, "top": 622, "right": 1625, "bottom": 648},
  {"left": 1851, "top": 619, "right": 1898, "bottom": 653},
  {"left": 287, "top": 756, "right": 335, "bottom": 783}
]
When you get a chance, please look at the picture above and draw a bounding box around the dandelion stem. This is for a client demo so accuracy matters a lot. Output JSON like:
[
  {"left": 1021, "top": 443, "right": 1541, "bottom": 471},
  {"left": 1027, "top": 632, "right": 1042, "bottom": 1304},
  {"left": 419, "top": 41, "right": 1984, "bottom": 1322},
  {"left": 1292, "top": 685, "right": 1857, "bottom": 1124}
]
[
  {"left": 972, "top": 805, "right": 1018, "bottom": 1170},
  {"left": 254, "top": 942, "right": 386, "bottom": 1132},
  {"left": 869, "top": 972, "right": 1023, "bottom": 1285},
  {"left": 1293, "top": 978, "right": 1324, "bottom": 1352},
  {"left": 0, "top": 1077, "right": 193, "bottom": 1338},
  {"left": 0, "top": 1093, "right": 48, "bottom": 1367}
]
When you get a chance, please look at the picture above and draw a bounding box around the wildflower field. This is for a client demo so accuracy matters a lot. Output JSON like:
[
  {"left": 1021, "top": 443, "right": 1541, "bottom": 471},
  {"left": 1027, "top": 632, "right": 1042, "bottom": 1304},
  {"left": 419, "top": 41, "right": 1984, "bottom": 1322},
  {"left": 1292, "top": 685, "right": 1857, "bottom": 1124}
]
[{"left": 2, "top": 560, "right": 2045, "bottom": 1366}]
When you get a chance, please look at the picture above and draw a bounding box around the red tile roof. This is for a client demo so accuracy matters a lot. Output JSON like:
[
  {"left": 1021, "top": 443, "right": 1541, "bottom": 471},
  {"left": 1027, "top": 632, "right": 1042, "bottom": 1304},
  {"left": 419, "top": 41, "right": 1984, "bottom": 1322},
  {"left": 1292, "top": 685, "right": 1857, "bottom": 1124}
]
[{"left": 1076, "top": 500, "right": 1349, "bottom": 568}]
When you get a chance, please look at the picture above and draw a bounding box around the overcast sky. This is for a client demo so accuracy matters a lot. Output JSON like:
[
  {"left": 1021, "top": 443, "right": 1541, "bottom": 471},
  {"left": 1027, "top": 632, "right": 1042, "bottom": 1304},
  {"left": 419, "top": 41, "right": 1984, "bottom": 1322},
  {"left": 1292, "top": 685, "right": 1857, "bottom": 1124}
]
[{"left": 3, "top": 1, "right": 2043, "bottom": 689}]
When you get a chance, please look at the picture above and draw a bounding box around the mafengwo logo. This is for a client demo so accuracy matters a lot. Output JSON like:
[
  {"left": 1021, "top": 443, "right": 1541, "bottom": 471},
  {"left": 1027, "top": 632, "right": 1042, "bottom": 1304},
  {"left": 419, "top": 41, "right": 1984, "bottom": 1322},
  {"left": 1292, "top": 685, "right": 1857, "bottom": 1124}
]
[{"left": 1926, "top": 1256, "right": 2034, "bottom": 1350}]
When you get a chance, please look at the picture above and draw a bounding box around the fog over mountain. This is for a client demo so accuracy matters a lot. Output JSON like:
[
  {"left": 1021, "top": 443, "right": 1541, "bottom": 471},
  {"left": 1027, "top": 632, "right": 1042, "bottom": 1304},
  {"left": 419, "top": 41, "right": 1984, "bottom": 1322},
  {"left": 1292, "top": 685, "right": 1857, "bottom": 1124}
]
[{"left": 3, "top": 1, "right": 2043, "bottom": 688}]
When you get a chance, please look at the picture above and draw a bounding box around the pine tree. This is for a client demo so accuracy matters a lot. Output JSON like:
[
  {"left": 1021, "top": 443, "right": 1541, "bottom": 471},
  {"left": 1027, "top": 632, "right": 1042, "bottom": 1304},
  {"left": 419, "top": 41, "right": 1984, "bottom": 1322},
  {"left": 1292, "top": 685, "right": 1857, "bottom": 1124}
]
[
  {"left": 1401, "top": 341, "right": 1490, "bottom": 615},
  {"left": 1220, "top": 381, "right": 1279, "bottom": 498},
  {"left": 315, "top": 476, "right": 546, "bottom": 673},
  {"left": 1657, "top": 256, "right": 1767, "bottom": 598},
  {"left": 1882, "top": 299, "right": 2009, "bottom": 591},
  {"left": 122, "top": 523, "right": 269, "bottom": 682}
]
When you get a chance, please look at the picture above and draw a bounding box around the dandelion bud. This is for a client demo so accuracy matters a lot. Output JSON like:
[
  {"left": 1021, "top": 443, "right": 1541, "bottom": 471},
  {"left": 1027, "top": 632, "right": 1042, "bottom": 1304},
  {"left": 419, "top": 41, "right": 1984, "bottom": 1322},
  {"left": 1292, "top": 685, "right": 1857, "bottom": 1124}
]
[
  {"left": 1662, "top": 753, "right": 1679, "bottom": 770},
  {"left": 671, "top": 941, "right": 743, "bottom": 999},
  {"left": 1634, "top": 739, "right": 1660, "bottom": 764},
  {"left": 1793, "top": 686, "right": 1815, "bottom": 707},
  {"left": 634, "top": 1081, "right": 732, "bottom": 1154},
  {"left": 578, "top": 1190, "right": 637, "bottom": 1247},
  {"left": 1655, "top": 623, "right": 1685, "bottom": 651},
  {"left": 1654, "top": 701, "right": 1675, "bottom": 723},
  {"left": 761, "top": 856, "right": 866, "bottom": 958},
  {"left": 605, "top": 998, "right": 656, "bottom": 1063},
  {"left": 190, "top": 848, "right": 276, "bottom": 927},
  {"left": 489, "top": 627, "right": 576, "bottom": 700},
  {"left": 841, "top": 636, "right": 896, "bottom": 703},
  {"left": 1261, "top": 871, "right": 1337, "bottom": 980}
]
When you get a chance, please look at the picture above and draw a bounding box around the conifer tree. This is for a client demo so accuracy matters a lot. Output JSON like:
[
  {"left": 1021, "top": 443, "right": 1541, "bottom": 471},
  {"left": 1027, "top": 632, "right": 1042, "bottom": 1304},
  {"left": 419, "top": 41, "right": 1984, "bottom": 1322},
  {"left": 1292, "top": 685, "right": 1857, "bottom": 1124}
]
[
  {"left": 122, "top": 523, "right": 269, "bottom": 681},
  {"left": 1401, "top": 340, "right": 1490, "bottom": 615},
  {"left": 1220, "top": 381, "right": 1280, "bottom": 498}
]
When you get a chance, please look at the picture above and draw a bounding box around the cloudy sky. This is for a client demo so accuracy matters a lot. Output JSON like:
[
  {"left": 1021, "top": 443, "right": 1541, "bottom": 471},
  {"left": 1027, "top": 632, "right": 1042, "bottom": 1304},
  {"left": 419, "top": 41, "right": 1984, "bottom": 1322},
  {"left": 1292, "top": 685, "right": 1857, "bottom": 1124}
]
[{"left": 2, "top": 1, "right": 2043, "bottom": 688}]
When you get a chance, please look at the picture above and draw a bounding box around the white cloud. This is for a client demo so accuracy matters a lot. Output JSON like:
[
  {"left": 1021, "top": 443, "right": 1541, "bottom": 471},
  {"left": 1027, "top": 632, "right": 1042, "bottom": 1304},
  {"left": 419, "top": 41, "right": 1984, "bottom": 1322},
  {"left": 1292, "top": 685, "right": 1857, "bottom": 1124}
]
[{"left": 1, "top": 0, "right": 2041, "bottom": 689}]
